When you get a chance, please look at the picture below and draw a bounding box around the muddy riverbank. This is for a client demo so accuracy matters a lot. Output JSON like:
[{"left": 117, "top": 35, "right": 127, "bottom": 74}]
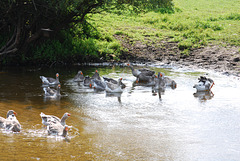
[{"left": 116, "top": 35, "right": 240, "bottom": 76}]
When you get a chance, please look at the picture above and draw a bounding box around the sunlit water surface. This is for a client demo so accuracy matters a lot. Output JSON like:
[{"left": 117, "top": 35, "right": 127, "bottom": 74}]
[{"left": 0, "top": 65, "right": 240, "bottom": 160}]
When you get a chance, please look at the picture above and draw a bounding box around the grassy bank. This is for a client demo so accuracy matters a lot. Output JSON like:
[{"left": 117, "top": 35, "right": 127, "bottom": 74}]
[
  {"left": 2, "top": 0, "right": 239, "bottom": 66},
  {"left": 88, "top": 0, "right": 240, "bottom": 55}
]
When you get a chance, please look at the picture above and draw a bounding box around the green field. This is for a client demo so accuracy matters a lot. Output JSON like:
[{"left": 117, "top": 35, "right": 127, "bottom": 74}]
[{"left": 88, "top": 0, "right": 240, "bottom": 54}]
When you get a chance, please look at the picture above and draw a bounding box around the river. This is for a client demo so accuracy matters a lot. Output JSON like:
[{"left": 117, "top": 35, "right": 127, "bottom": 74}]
[{"left": 0, "top": 64, "right": 240, "bottom": 160}]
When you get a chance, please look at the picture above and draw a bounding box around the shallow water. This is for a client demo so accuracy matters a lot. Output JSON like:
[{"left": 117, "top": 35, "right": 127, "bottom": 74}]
[{"left": 0, "top": 64, "right": 240, "bottom": 160}]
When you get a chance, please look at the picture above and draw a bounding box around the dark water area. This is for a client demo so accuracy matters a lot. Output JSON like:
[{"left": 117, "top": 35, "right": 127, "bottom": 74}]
[{"left": 0, "top": 64, "right": 240, "bottom": 160}]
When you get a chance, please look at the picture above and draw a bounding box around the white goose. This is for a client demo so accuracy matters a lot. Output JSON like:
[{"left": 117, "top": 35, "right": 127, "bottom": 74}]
[
  {"left": 193, "top": 76, "right": 214, "bottom": 92},
  {"left": 40, "top": 73, "right": 60, "bottom": 85},
  {"left": 47, "top": 122, "right": 70, "bottom": 137},
  {"left": 0, "top": 110, "right": 21, "bottom": 132},
  {"left": 40, "top": 112, "right": 71, "bottom": 126}
]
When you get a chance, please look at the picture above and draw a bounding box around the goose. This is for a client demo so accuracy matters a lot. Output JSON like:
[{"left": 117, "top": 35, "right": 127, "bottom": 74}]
[
  {"left": 105, "top": 78, "right": 123, "bottom": 93},
  {"left": 40, "top": 112, "right": 71, "bottom": 126},
  {"left": 164, "top": 77, "right": 177, "bottom": 89},
  {"left": 127, "top": 63, "right": 155, "bottom": 78},
  {"left": 91, "top": 70, "right": 101, "bottom": 80},
  {"left": 47, "top": 122, "right": 70, "bottom": 137},
  {"left": 193, "top": 76, "right": 214, "bottom": 92},
  {"left": 40, "top": 73, "right": 60, "bottom": 85},
  {"left": 0, "top": 110, "right": 16, "bottom": 128},
  {"left": 136, "top": 73, "right": 157, "bottom": 83},
  {"left": 0, "top": 110, "right": 21, "bottom": 132},
  {"left": 103, "top": 76, "right": 126, "bottom": 89},
  {"left": 43, "top": 84, "right": 61, "bottom": 98},
  {"left": 154, "top": 72, "right": 166, "bottom": 90},
  {"left": 92, "top": 79, "right": 106, "bottom": 91},
  {"left": 73, "top": 71, "right": 84, "bottom": 82},
  {"left": 5, "top": 118, "right": 21, "bottom": 132},
  {"left": 83, "top": 76, "right": 92, "bottom": 87},
  {"left": 159, "top": 72, "right": 177, "bottom": 89}
]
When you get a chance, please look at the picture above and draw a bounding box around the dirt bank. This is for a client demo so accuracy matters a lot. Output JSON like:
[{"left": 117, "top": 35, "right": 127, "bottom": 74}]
[{"left": 116, "top": 35, "right": 240, "bottom": 76}]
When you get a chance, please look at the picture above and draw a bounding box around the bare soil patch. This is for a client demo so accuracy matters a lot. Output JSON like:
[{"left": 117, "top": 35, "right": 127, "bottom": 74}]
[{"left": 115, "top": 35, "right": 240, "bottom": 76}]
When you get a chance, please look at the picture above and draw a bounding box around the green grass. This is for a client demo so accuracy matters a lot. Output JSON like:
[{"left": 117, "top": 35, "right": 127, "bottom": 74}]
[{"left": 88, "top": 0, "right": 240, "bottom": 53}]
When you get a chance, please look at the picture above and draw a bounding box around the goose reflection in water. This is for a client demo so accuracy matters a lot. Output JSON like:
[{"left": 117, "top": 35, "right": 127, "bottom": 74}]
[
  {"left": 193, "top": 90, "right": 214, "bottom": 101},
  {"left": 106, "top": 92, "right": 122, "bottom": 103}
]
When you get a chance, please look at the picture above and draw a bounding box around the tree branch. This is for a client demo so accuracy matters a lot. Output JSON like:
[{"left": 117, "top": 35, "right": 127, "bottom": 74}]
[
  {"left": 0, "top": 27, "right": 16, "bottom": 52},
  {"left": 0, "top": 16, "right": 21, "bottom": 55},
  {"left": 0, "top": 48, "right": 17, "bottom": 56}
]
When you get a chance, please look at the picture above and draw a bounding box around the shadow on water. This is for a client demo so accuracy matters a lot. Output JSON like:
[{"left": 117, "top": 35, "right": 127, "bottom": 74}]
[
  {"left": 0, "top": 64, "right": 240, "bottom": 160},
  {"left": 193, "top": 90, "right": 214, "bottom": 101}
]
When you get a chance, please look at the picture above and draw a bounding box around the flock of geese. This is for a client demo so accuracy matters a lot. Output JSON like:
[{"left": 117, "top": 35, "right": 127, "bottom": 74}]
[
  {"left": 40, "top": 63, "right": 214, "bottom": 98},
  {"left": 0, "top": 110, "right": 71, "bottom": 137},
  {"left": 0, "top": 63, "right": 215, "bottom": 137}
]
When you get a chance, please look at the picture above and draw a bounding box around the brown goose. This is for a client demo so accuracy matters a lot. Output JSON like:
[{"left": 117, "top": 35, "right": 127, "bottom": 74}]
[
  {"left": 40, "top": 112, "right": 71, "bottom": 126},
  {"left": 40, "top": 73, "right": 60, "bottom": 85},
  {"left": 0, "top": 110, "right": 21, "bottom": 132}
]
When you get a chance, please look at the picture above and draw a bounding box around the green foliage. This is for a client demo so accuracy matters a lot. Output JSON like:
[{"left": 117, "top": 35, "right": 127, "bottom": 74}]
[
  {"left": 178, "top": 39, "right": 193, "bottom": 50},
  {"left": 30, "top": 21, "right": 123, "bottom": 64},
  {"left": 2, "top": 0, "right": 240, "bottom": 66},
  {"left": 103, "top": 0, "right": 174, "bottom": 14},
  {"left": 0, "top": 0, "right": 107, "bottom": 64},
  {"left": 224, "top": 13, "right": 240, "bottom": 20}
]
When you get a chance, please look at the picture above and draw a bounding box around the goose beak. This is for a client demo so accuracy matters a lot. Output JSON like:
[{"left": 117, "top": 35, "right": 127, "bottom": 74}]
[
  {"left": 127, "top": 63, "right": 130, "bottom": 66},
  {"left": 13, "top": 111, "right": 17, "bottom": 115},
  {"left": 56, "top": 73, "right": 59, "bottom": 77},
  {"left": 81, "top": 72, "right": 83, "bottom": 75},
  {"left": 89, "top": 84, "right": 92, "bottom": 88},
  {"left": 95, "top": 70, "right": 98, "bottom": 73},
  {"left": 67, "top": 113, "right": 71, "bottom": 116},
  {"left": 160, "top": 73, "right": 163, "bottom": 77},
  {"left": 120, "top": 78, "right": 122, "bottom": 80}
]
